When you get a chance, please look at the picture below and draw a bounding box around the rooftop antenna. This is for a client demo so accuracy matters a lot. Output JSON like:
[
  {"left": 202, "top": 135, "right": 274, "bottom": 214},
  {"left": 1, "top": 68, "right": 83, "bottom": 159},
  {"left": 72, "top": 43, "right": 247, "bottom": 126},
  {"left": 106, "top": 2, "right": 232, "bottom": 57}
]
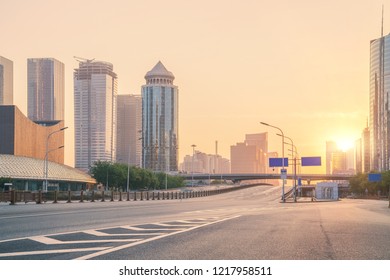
[{"left": 382, "top": 4, "right": 384, "bottom": 37}]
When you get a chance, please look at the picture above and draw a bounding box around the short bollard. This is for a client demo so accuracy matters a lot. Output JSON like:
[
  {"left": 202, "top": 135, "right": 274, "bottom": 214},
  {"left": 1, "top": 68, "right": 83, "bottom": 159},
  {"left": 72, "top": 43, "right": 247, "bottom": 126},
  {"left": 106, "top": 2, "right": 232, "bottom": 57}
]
[
  {"left": 134, "top": 191, "right": 137, "bottom": 201},
  {"left": 91, "top": 191, "right": 95, "bottom": 202},
  {"left": 36, "top": 190, "right": 42, "bottom": 204},
  {"left": 9, "top": 190, "right": 15, "bottom": 205},
  {"left": 162, "top": 192, "right": 165, "bottom": 200},
  {"left": 110, "top": 191, "right": 114, "bottom": 202},
  {"left": 146, "top": 192, "right": 149, "bottom": 200},
  {"left": 127, "top": 191, "right": 130, "bottom": 201},
  {"left": 140, "top": 191, "right": 144, "bottom": 201},
  {"left": 119, "top": 192, "right": 122, "bottom": 201},
  {"left": 101, "top": 191, "right": 105, "bottom": 202},
  {"left": 53, "top": 190, "right": 58, "bottom": 203},
  {"left": 157, "top": 192, "right": 160, "bottom": 200},
  {"left": 67, "top": 190, "right": 72, "bottom": 203},
  {"left": 152, "top": 192, "right": 155, "bottom": 200},
  {"left": 80, "top": 190, "right": 84, "bottom": 202}
]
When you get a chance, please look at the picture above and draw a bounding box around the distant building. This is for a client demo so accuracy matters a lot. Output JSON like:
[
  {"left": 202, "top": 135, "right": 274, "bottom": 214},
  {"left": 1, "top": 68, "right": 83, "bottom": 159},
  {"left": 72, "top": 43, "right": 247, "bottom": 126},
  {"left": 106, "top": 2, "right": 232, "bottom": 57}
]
[
  {"left": 180, "top": 151, "right": 230, "bottom": 174},
  {"left": 231, "top": 142, "right": 264, "bottom": 173},
  {"left": 230, "top": 133, "right": 268, "bottom": 174},
  {"left": 0, "top": 56, "right": 13, "bottom": 105},
  {"left": 326, "top": 141, "right": 338, "bottom": 174},
  {"left": 355, "top": 138, "right": 362, "bottom": 173},
  {"left": 142, "top": 61, "right": 178, "bottom": 172},
  {"left": 116, "top": 94, "right": 142, "bottom": 166},
  {"left": 27, "top": 58, "right": 65, "bottom": 121},
  {"left": 74, "top": 59, "right": 117, "bottom": 172},
  {"left": 362, "top": 126, "right": 370, "bottom": 172}
]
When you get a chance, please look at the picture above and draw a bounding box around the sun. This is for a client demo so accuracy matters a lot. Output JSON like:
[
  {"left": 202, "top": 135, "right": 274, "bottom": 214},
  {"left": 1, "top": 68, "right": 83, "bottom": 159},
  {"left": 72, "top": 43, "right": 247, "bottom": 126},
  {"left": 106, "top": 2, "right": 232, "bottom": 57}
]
[{"left": 336, "top": 139, "right": 354, "bottom": 152}]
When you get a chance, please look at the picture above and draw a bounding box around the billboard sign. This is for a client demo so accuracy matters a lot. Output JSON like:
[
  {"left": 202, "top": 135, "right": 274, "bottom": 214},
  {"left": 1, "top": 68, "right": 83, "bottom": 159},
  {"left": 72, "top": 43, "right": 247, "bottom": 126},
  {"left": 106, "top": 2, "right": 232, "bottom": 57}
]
[
  {"left": 269, "top": 158, "right": 289, "bottom": 167},
  {"left": 301, "top": 156, "right": 321, "bottom": 166},
  {"left": 368, "top": 173, "right": 382, "bottom": 182}
]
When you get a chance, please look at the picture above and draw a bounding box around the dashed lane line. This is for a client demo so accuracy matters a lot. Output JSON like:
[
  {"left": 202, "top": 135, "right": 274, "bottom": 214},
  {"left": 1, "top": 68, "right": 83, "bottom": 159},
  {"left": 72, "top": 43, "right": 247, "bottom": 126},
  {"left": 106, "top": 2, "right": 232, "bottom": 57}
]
[
  {"left": 75, "top": 215, "right": 241, "bottom": 260},
  {"left": 0, "top": 247, "right": 112, "bottom": 258},
  {"left": 29, "top": 235, "right": 143, "bottom": 245}
]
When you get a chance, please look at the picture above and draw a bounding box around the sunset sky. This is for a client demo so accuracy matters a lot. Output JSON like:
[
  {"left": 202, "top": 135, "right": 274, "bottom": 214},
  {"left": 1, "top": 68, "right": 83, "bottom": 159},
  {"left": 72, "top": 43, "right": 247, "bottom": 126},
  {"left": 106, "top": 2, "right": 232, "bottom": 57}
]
[{"left": 1, "top": 0, "right": 387, "bottom": 172}]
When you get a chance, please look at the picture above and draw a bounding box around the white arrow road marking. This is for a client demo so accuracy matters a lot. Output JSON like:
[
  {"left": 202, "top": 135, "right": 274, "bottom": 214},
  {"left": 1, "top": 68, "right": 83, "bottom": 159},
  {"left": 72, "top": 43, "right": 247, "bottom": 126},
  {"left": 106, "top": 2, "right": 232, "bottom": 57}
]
[{"left": 75, "top": 215, "right": 241, "bottom": 260}]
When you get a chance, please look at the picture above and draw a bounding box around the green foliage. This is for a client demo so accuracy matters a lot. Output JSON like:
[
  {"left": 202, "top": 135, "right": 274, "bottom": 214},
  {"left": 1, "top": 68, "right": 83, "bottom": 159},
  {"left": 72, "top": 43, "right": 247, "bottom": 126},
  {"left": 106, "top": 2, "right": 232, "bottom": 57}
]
[
  {"left": 90, "top": 161, "right": 184, "bottom": 190},
  {"left": 349, "top": 171, "right": 390, "bottom": 196}
]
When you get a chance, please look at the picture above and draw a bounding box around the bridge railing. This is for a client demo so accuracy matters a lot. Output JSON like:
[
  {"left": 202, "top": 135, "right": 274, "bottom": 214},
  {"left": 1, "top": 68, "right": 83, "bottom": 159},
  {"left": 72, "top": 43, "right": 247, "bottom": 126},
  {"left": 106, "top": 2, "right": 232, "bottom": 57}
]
[{"left": 0, "top": 183, "right": 264, "bottom": 205}]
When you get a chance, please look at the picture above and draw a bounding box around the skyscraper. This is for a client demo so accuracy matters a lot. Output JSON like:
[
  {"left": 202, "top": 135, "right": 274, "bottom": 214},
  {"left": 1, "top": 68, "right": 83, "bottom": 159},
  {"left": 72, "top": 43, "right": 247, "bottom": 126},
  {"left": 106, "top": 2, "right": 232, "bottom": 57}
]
[
  {"left": 27, "top": 58, "right": 65, "bottom": 121},
  {"left": 0, "top": 56, "right": 13, "bottom": 105},
  {"left": 116, "top": 94, "right": 142, "bottom": 167},
  {"left": 370, "top": 31, "right": 390, "bottom": 171},
  {"left": 74, "top": 59, "right": 117, "bottom": 172},
  {"left": 142, "top": 61, "right": 178, "bottom": 172}
]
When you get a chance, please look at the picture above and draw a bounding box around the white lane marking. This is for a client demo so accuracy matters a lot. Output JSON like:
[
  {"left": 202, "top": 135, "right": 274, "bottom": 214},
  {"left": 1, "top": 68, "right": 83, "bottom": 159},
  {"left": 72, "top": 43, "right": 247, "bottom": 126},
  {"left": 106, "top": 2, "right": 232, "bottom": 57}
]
[
  {"left": 0, "top": 247, "right": 112, "bottom": 258},
  {"left": 75, "top": 215, "right": 241, "bottom": 260},
  {"left": 83, "top": 230, "right": 110, "bottom": 236},
  {"left": 119, "top": 226, "right": 188, "bottom": 231},
  {"left": 83, "top": 230, "right": 161, "bottom": 237},
  {"left": 175, "top": 220, "right": 208, "bottom": 224},
  {"left": 151, "top": 222, "right": 195, "bottom": 227},
  {"left": 29, "top": 236, "right": 142, "bottom": 245}
]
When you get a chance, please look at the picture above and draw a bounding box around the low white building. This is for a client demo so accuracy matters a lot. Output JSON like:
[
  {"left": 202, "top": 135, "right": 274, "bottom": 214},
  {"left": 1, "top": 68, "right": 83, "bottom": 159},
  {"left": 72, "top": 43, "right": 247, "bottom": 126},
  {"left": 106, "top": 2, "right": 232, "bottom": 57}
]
[{"left": 315, "top": 182, "right": 338, "bottom": 200}]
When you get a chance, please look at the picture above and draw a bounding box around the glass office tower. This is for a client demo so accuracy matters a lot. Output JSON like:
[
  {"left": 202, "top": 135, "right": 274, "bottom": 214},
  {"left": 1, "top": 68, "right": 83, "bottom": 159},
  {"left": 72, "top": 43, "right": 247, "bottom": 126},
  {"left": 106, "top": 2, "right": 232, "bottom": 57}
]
[
  {"left": 28, "top": 58, "right": 65, "bottom": 121},
  {"left": 74, "top": 60, "right": 117, "bottom": 172},
  {"left": 369, "top": 34, "right": 390, "bottom": 171},
  {"left": 142, "top": 61, "right": 178, "bottom": 172},
  {"left": 0, "top": 56, "right": 13, "bottom": 105}
]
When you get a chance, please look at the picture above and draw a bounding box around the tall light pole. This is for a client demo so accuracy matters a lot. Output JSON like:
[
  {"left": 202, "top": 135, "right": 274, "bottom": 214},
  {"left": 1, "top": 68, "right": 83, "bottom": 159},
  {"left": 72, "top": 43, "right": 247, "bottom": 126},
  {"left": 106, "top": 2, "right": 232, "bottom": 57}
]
[
  {"left": 45, "top": 145, "right": 64, "bottom": 192},
  {"left": 44, "top": 126, "right": 68, "bottom": 192},
  {"left": 277, "top": 133, "right": 297, "bottom": 202},
  {"left": 260, "top": 122, "right": 286, "bottom": 202},
  {"left": 191, "top": 144, "right": 196, "bottom": 187}
]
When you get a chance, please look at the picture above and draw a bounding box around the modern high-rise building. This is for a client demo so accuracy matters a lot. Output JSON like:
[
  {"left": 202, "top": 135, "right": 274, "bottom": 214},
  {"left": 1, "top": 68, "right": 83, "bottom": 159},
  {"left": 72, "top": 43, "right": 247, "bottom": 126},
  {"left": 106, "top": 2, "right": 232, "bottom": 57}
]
[
  {"left": 0, "top": 56, "right": 13, "bottom": 105},
  {"left": 326, "top": 141, "right": 338, "bottom": 174},
  {"left": 142, "top": 61, "right": 179, "bottom": 172},
  {"left": 27, "top": 58, "right": 65, "bottom": 121},
  {"left": 362, "top": 126, "right": 371, "bottom": 173},
  {"left": 116, "top": 94, "right": 142, "bottom": 167},
  {"left": 74, "top": 59, "right": 117, "bottom": 172},
  {"left": 369, "top": 31, "right": 390, "bottom": 171}
]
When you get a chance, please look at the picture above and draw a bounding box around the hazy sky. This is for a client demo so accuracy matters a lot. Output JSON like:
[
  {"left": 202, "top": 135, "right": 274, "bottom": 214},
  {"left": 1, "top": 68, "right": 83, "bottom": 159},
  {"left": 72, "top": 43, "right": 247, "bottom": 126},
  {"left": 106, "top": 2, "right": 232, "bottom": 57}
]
[{"left": 1, "top": 0, "right": 387, "bottom": 172}]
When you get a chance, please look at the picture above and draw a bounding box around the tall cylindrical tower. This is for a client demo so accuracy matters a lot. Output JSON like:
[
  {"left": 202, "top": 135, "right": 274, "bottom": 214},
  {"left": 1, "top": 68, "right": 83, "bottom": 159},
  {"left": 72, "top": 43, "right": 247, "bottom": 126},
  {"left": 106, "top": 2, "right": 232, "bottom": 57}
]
[{"left": 142, "top": 61, "right": 178, "bottom": 172}]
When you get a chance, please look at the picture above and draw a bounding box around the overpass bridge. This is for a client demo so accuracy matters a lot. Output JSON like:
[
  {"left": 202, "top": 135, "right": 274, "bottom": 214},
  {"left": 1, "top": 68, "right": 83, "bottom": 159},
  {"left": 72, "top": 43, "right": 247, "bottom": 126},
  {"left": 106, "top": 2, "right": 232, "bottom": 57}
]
[{"left": 179, "top": 173, "right": 354, "bottom": 182}]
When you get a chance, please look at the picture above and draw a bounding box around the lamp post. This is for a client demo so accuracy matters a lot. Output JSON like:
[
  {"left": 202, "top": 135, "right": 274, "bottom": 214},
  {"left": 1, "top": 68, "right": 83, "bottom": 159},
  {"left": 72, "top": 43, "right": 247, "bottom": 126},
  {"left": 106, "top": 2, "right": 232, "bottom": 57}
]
[
  {"left": 44, "top": 126, "right": 68, "bottom": 192},
  {"left": 191, "top": 144, "right": 196, "bottom": 187},
  {"left": 44, "top": 145, "right": 64, "bottom": 192},
  {"left": 260, "top": 122, "right": 286, "bottom": 202},
  {"left": 277, "top": 133, "right": 298, "bottom": 202}
]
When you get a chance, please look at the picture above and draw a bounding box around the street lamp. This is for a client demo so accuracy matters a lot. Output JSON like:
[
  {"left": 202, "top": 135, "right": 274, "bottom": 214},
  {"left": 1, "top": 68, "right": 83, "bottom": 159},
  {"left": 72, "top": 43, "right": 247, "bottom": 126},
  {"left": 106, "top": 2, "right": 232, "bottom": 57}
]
[
  {"left": 191, "top": 144, "right": 196, "bottom": 187},
  {"left": 44, "top": 126, "right": 68, "bottom": 192},
  {"left": 260, "top": 122, "right": 286, "bottom": 202},
  {"left": 277, "top": 133, "right": 298, "bottom": 202},
  {"left": 44, "top": 145, "right": 64, "bottom": 192}
]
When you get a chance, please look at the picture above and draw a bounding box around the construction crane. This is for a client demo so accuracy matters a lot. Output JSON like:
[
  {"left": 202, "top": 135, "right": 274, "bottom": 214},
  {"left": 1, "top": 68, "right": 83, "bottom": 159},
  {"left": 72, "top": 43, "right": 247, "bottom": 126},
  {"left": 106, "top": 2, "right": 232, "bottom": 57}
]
[{"left": 73, "top": 56, "right": 95, "bottom": 63}]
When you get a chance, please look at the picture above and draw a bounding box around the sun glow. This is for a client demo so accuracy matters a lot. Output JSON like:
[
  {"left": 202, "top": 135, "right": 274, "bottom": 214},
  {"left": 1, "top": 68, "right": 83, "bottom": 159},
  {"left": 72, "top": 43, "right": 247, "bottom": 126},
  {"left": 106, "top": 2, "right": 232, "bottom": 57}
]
[{"left": 336, "top": 139, "right": 354, "bottom": 152}]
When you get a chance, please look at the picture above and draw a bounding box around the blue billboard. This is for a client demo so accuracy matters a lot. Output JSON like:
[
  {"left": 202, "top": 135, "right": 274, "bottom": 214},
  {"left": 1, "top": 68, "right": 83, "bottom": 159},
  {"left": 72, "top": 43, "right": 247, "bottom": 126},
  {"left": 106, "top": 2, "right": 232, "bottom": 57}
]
[
  {"left": 301, "top": 156, "right": 321, "bottom": 166},
  {"left": 269, "top": 157, "right": 289, "bottom": 167},
  {"left": 368, "top": 173, "right": 382, "bottom": 182}
]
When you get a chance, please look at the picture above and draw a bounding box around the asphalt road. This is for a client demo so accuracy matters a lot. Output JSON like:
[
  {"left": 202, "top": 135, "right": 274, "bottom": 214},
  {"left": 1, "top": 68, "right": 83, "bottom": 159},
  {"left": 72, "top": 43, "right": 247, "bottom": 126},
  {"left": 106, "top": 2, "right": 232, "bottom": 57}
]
[{"left": 0, "top": 185, "right": 389, "bottom": 260}]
